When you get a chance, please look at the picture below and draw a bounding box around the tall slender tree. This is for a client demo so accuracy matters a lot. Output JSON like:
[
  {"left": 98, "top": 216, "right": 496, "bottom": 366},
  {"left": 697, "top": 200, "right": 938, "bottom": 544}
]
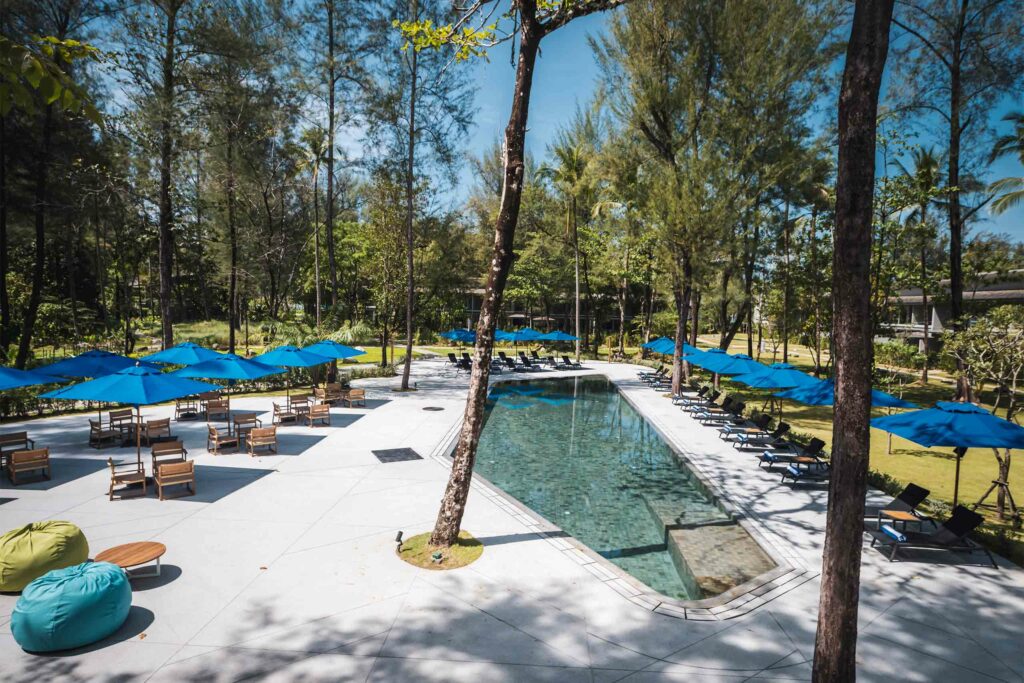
[
  {"left": 813, "top": 1, "right": 894, "bottom": 680},
  {"left": 891, "top": 0, "right": 1024, "bottom": 397},
  {"left": 396, "top": 0, "right": 631, "bottom": 548}
]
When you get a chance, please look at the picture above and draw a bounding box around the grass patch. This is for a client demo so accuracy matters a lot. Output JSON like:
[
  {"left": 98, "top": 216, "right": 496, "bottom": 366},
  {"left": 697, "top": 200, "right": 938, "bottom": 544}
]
[{"left": 396, "top": 531, "right": 483, "bottom": 570}]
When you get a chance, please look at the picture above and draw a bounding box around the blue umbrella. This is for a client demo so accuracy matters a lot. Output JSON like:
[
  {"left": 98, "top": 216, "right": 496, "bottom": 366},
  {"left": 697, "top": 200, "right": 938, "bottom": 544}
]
[
  {"left": 173, "top": 354, "right": 285, "bottom": 381},
  {"left": 37, "top": 349, "right": 159, "bottom": 378},
  {"left": 253, "top": 345, "right": 332, "bottom": 368},
  {"left": 731, "top": 363, "right": 817, "bottom": 389},
  {"left": 497, "top": 327, "right": 545, "bottom": 343},
  {"left": 775, "top": 377, "right": 917, "bottom": 409},
  {"left": 641, "top": 337, "right": 670, "bottom": 349},
  {"left": 141, "top": 341, "right": 225, "bottom": 365},
  {"left": 40, "top": 365, "right": 219, "bottom": 466},
  {"left": 252, "top": 345, "right": 332, "bottom": 398},
  {"left": 650, "top": 338, "right": 700, "bottom": 357},
  {"left": 871, "top": 401, "right": 1024, "bottom": 505},
  {"left": 690, "top": 350, "right": 763, "bottom": 376},
  {"left": 539, "top": 330, "right": 579, "bottom": 342},
  {"left": 440, "top": 329, "right": 476, "bottom": 343},
  {"left": 0, "top": 367, "right": 67, "bottom": 392},
  {"left": 303, "top": 340, "right": 367, "bottom": 361}
]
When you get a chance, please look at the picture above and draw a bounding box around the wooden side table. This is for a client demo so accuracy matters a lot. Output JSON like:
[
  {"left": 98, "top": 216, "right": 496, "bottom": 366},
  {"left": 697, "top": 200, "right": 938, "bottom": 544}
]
[
  {"left": 878, "top": 509, "right": 924, "bottom": 532},
  {"left": 95, "top": 541, "right": 167, "bottom": 578}
]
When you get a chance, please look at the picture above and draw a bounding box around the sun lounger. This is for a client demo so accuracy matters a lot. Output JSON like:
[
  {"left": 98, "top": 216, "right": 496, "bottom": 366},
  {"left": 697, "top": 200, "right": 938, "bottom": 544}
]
[
  {"left": 868, "top": 505, "right": 996, "bottom": 568},
  {"left": 683, "top": 388, "right": 721, "bottom": 410},
  {"left": 759, "top": 437, "right": 825, "bottom": 469},
  {"left": 698, "top": 401, "right": 746, "bottom": 425},
  {"left": 503, "top": 357, "right": 526, "bottom": 372},
  {"left": 638, "top": 366, "right": 663, "bottom": 382},
  {"left": 561, "top": 356, "right": 582, "bottom": 369},
  {"left": 719, "top": 413, "right": 771, "bottom": 440},
  {"left": 520, "top": 355, "right": 545, "bottom": 371},
  {"left": 780, "top": 460, "right": 830, "bottom": 485},
  {"left": 672, "top": 386, "right": 708, "bottom": 405},
  {"left": 864, "top": 483, "right": 931, "bottom": 522},
  {"left": 690, "top": 396, "right": 734, "bottom": 418},
  {"left": 733, "top": 422, "right": 790, "bottom": 449}
]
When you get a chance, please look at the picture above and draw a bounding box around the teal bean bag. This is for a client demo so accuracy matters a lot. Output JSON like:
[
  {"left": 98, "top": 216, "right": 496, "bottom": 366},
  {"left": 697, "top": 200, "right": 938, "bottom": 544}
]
[
  {"left": 0, "top": 521, "right": 89, "bottom": 592},
  {"left": 11, "top": 562, "right": 131, "bottom": 652}
]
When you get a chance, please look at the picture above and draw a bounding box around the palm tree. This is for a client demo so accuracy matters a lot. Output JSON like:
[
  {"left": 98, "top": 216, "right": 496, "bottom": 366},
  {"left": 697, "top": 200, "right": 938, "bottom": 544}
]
[
  {"left": 897, "top": 146, "right": 943, "bottom": 383},
  {"left": 298, "top": 127, "right": 328, "bottom": 331},
  {"left": 989, "top": 111, "right": 1024, "bottom": 215},
  {"left": 537, "top": 141, "right": 590, "bottom": 361}
]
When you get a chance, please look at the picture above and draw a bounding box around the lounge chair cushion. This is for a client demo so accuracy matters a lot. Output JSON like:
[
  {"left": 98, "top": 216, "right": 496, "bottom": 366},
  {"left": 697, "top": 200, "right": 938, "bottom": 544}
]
[
  {"left": 881, "top": 524, "right": 907, "bottom": 543},
  {"left": 11, "top": 561, "right": 131, "bottom": 652},
  {"left": 0, "top": 521, "right": 90, "bottom": 592}
]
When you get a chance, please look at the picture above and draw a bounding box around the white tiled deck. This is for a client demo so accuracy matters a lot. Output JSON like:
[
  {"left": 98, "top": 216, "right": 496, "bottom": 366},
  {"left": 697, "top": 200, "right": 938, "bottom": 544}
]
[{"left": 0, "top": 360, "right": 1021, "bottom": 682}]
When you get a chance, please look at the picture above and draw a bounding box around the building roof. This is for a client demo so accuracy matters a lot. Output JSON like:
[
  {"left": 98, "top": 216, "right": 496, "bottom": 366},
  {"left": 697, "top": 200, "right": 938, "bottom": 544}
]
[{"left": 891, "top": 269, "right": 1024, "bottom": 305}]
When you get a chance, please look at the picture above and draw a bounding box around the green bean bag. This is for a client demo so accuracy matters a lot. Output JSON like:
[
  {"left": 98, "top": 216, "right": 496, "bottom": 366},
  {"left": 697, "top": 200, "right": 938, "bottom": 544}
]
[
  {"left": 12, "top": 561, "right": 131, "bottom": 652},
  {"left": 0, "top": 521, "right": 89, "bottom": 592}
]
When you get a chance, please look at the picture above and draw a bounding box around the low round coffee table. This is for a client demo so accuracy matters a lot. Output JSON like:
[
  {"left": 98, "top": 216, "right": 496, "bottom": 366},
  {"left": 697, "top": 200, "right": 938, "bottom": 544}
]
[{"left": 95, "top": 541, "right": 167, "bottom": 578}]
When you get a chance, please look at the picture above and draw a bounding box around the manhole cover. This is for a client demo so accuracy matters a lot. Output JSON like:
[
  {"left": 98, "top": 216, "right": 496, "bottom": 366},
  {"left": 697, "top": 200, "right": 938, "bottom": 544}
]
[
  {"left": 423, "top": 406, "right": 444, "bottom": 411},
  {"left": 372, "top": 448, "right": 424, "bottom": 463}
]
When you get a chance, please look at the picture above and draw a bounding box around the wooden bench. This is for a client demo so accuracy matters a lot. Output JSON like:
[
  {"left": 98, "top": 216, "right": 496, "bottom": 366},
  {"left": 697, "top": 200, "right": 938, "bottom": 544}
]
[
  {"left": 206, "top": 398, "right": 230, "bottom": 421},
  {"left": 343, "top": 388, "right": 366, "bottom": 408},
  {"left": 152, "top": 440, "right": 187, "bottom": 473},
  {"left": 90, "top": 419, "right": 121, "bottom": 449},
  {"left": 247, "top": 426, "right": 278, "bottom": 457},
  {"left": 108, "top": 408, "right": 135, "bottom": 436},
  {"left": 155, "top": 460, "right": 195, "bottom": 500},
  {"left": 142, "top": 418, "right": 172, "bottom": 445},
  {"left": 314, "top": 383, "right": 344, "bottom": 405},
  {"left": 175, "top": 397, "right": 200, "bottom": 420},
  {"left": 273, "top": 402, "right": 298, "bottom": 425},
  {"left": 0, "top": 431, "right": 34, "bottom": 455},
  {"left": 305, "top": 403, "right": 331, "bottom": 427},
  {"left": 107, "top": 457, "right": 146, "bottom": 500},
  {"left": 7, "top": 448, "right": 50, "bottom": 485},
  {"left": 207, "top": 424, "right": 239, "bottom": 455}
]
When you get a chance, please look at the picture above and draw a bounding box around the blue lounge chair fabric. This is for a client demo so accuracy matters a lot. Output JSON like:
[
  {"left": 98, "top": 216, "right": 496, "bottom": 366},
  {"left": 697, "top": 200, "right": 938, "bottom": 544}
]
[{"left": 12, "top": 561, "right": 131, "bottom": 652}]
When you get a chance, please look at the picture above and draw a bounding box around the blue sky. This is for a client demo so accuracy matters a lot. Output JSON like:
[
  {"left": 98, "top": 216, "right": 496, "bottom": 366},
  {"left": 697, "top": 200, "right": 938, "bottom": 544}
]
[{"left": 456, "top": 12, "right": 1024, "bottom": 242}]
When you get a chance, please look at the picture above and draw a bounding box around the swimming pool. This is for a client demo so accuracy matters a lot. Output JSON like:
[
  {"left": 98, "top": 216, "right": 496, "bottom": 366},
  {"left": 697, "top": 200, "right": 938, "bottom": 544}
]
[{"left": 476, "top": 375, "right": 774, "bottom": 600}]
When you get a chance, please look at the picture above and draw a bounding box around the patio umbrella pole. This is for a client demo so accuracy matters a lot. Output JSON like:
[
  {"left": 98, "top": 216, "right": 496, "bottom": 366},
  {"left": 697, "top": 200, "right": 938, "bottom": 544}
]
[
  {"left": 953, "top": 447, "right": 966, "bottom": 507},
  {"left": 136, "top": 405, "right": 143, "bottom": 469}
]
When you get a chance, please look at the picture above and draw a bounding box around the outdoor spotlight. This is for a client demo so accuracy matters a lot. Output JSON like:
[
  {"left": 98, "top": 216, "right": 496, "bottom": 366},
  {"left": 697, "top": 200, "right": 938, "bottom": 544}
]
[{"left": 395, "top": 530, "right": 404, "bottom": 552}]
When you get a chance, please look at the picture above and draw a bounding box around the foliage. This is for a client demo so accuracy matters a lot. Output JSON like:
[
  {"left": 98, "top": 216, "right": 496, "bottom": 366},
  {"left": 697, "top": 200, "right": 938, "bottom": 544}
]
[{"left": 0, "top": 35, "right": 101, "bottom": 123}]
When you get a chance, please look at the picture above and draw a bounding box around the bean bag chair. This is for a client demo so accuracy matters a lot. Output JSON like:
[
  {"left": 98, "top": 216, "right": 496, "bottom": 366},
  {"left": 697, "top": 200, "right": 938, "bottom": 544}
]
[
  {"left": 0, "top": 521, "right": 89, "bottom": 592},
  {"left": 11, "top": 561, "right": 131, "bottom": 652}
]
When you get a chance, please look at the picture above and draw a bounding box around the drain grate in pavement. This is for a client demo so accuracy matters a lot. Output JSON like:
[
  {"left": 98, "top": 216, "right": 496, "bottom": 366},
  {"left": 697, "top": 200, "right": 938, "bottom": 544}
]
[
  {"left": 373, "top": 448, "right": 423, "bottom": 463},
  {"left": 422, "top": 406, "right": 444, "bottom": 411}
]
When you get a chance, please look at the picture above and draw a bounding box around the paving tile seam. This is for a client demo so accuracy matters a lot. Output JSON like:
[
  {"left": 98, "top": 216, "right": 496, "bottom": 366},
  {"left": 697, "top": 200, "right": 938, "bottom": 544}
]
[
  {"left": 421, "top": 569, "right": 594, "bottom": 669},
  {"left": 860, "top": 632, "right": 1013, "bottom": 682}
]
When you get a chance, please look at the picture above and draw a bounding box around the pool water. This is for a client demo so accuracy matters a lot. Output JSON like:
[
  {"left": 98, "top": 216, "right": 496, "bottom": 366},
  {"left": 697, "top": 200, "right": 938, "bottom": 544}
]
[{"left": 476, "top": 375, "right": 731, "bottom": 600}]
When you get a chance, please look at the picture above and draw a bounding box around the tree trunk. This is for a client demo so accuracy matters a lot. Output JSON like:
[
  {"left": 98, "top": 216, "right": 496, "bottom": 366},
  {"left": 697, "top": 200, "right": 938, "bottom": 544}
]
[
  {"left": 572, "top": 196, "right": 581, "bottom": 361},
  {"left": 947, "top": 14, "right": 966, "bottom": 399},
  {"left": 813, "top": 2, "right": 893, "bottom": 681},
  {"left": 157, "top": 2, "right": 178, "bottom": 351},
  {"left": 401, "top": 0, "right": 419, "bottom": 391},
  {"left": 313, "top": 166, "right": 322, "bottom": 330},
  {"left": 920, "top": 243, "right": 929, "bottom": 383},
  {"left": 325, "top": 0, "right": 339, "bottom": 307},
  {"left": 0, "top": 115, "right": 9, "bottom": 359},
  {"left": 16, "top": 106, "right": 53, "bottom": 369},
  {"left": 429, "top": 14, "right": 542, "bottom": 548},
  {"left": 227, "top": 134, "right": 238, "bottom": 355},
  {"left": 781, "top": 201, "right": 791, "bottom": 363},
  {"left": 810, "top": 206, "right": 823, "bottom": 375}
]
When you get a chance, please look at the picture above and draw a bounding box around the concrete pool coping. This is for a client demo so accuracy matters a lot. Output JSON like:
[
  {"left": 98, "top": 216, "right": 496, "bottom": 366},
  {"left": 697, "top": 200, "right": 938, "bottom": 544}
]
[{"left": 430, "top": 370, "right": 817, "bottom": 620}]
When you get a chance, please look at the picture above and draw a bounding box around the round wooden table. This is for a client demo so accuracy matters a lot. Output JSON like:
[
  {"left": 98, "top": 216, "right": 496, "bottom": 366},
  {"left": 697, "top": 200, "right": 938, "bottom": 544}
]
[{"left": 95, "top": 541, "right": 167, "bottom": 578}]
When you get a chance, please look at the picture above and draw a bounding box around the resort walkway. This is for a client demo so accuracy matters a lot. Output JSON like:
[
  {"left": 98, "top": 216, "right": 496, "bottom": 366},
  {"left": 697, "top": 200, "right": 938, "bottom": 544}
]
[{"left": 0, "top": 360, "right": 1022, "bottom": 682}]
